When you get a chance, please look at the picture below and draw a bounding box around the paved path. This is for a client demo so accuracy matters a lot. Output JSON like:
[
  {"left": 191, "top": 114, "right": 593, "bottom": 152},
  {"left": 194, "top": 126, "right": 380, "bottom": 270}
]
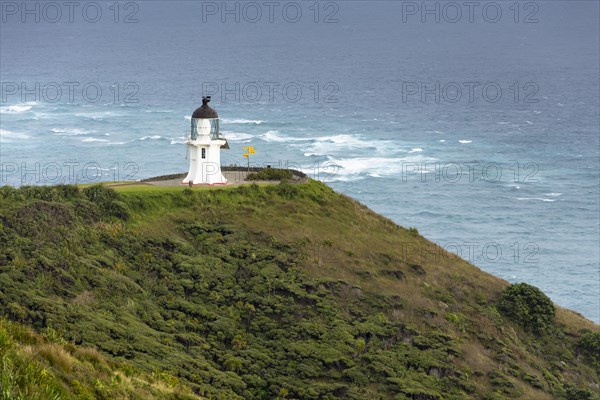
[
  {"left": 106, "top": 171, "right": 277, "bottom": 188},
  {"left": 105, "top": 169, "right": 307, "bottom": 188},
  {"left": 145, "top": 171, "right": 260, "bottom": 186}
]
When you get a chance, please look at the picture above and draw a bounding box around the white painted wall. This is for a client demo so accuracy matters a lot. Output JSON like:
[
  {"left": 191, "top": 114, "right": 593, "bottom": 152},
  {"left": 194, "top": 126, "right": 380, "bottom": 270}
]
[{"left": 182, "top": 118, "right": 227, "bottom": 185}]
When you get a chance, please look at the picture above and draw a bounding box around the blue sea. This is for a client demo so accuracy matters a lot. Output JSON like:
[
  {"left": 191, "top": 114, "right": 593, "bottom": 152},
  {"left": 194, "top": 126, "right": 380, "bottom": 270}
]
[{"left": 1, "top": 1, "right": 599, "bottom": 322}]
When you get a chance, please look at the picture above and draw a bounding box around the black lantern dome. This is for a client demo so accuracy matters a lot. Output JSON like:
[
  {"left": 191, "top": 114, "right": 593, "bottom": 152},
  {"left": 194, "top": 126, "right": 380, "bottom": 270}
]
[{"left": 192, "top": 96, "right": 218, "bottom": 119}]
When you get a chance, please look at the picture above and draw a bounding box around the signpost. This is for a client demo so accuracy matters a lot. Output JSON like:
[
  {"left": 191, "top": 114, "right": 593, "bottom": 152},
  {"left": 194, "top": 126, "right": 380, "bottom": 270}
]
[{"left": 243, "top": 146, "right": 256, "bottom": 172}]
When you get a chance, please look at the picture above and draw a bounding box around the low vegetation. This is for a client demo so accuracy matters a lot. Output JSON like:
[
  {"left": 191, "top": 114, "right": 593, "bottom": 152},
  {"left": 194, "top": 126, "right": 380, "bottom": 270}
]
[
  {"left": 498, "top": 283, "right": 556, "bottom": 335},
  {"left": 0, "top": 317, "right": 200, "bottom": 399},
  {"left": 0, "top": 182, "right": 598, "bottom": 399},
  {"left": 245, "top": 168, "right": 294, "bottom": 181}
]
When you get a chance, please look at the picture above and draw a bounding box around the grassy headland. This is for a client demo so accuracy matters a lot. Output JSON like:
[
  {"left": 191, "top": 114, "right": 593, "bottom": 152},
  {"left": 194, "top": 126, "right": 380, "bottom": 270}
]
[{"left": 0, "top": 181, "right": 598, "bottom": 399}]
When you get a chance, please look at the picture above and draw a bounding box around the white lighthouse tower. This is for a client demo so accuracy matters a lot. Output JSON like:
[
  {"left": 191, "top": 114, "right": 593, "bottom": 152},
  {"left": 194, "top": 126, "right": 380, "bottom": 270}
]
[{"left": 182, "top": 96, "right": 229, "bottom": 185}]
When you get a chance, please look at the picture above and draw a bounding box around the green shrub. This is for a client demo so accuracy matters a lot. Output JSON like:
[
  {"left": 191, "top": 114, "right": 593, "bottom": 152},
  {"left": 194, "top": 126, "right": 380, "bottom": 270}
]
[
  {"left": 54, "top": 184, "right": 81, "bottom": 200},
  {"left": 82, "top": 184, "right": 117, "bottom": 204},
  {"left": 498, "top": 283, "right": 555, "bottom": 335},
  {"left": 577, "top": 332, "right": 600, "bottom": 369},
  {"left": 82, "top": 185, "right": 129, "bottom": 220},
  {"left": 487, "top": 370, "right": 521, "bottom": 397},
  {"left": 565, "top": 385, "right": 600, "bottom": 400},
  {"left": 0, "top": 185, "right": 20, "bottom": 201},
  {"left": 105, "top": 200, "right": 130, "bottom": 220},
  {"left": 273, "top": 182, "right": 300, "bottom": 199},
  {"left": 342, "top": 367, "right": 368, "bottom": 386},
  {"left": 246, "top": 168, "right": 293, "bottom": 181},
  {"left": 72, "top": 198, "right": 101, "bottom": 222},
  {"left": 408, "top": 227, "right": 419, "bottom": 237}
]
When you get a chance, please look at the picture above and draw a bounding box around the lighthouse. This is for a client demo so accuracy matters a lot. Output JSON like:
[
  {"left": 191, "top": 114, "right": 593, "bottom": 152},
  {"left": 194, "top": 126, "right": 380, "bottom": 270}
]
[{"left": 182, "top": 96, "right": 229, "bottom": 185}]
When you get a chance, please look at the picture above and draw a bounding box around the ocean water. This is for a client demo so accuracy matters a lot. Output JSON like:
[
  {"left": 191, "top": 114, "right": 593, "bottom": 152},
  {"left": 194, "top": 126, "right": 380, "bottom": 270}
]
[{"left": 1, "top": 1, "right": 598, "bottom": 322}]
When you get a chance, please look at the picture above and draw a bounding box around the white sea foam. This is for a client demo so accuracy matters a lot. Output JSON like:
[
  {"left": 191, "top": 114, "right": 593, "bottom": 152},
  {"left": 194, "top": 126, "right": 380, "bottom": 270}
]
[
  {"left": 262, "top": 130, "right": 286, "bottom": 142},
  {"left": 323, "top": 134, "right": 379, "bottom": 147},
  {"left": 222, "top": 131, "right": 254, "bottom": 142},
  {"left": 261, "top": 130, "right": 311, "bottom": 142},
  {"left": 516, "top": 197, "right": 556, "bottom": 202},
  {"left": 140, "top": 135, "right": 164, "bottom": 140},
  {"left": 1, "top": 104, "right": 33, "bottom": 113},
  {"left": 299, "top": 134, "right": 373, "bottom": 155},
  {"left": 327, "top": 154, "right": 437, "bottom": 182},
  {"left": 330, "top": 157, "right": 395, "bottom": 176},
  {"left": 51, "top": 128, "right": 91, "bottom": 136},
  {"left": 281, "top": 132, "right": 421, "bottom": 158},
  {"left": 261, "top": 131, "right": 361, "bottom": 144},
  {"left": 329, "top": 175, "right": 365, "bottom": 182},
  {"left": 74, "top": 112, "right": 115, "bottom": 121},
  {"left": 459, "top": 140, "right": 472, "bottom": 144},
  {"left": 439, "top": 139, "right": 446, "bottom": 142},
  {"left": 0, "top": 129, "right": 30, "bottom": 140},
  {"left": 222, "top": 118, "right": 264, "bottom": 125},
  {"left": 80, "top": 136, "right": 128, "bottom": 145},
  {"left": 545, "top": 192, "right": 562, "bottom": 197},
  {"left": 81, "top": 137, "right": 109, "bottom": 143}
]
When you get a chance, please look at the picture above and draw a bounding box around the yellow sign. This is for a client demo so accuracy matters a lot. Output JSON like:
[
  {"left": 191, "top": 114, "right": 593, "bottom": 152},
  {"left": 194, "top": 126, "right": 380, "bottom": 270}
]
[{"left": 243, "top": 146, "right": 255, "bottom": 171}]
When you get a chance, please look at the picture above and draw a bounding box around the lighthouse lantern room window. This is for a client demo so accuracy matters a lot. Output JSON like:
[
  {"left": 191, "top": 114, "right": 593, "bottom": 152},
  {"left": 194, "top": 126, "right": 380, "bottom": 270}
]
[
  {"left": 190, "top": 118, "right": 220, "bottom": 140},
  {"left": 182, "top": 96, "right": 229, "bottom": 185}
]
